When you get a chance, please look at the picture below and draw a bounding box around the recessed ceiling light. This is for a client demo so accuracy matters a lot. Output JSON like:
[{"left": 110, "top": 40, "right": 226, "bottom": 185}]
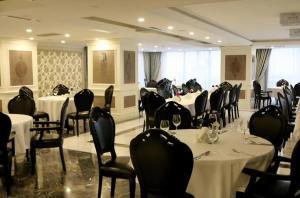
[
  {"left": 92, "top": 29, "right": 111, "bottom": 33},
  {"left": 61, "top": 40, "right": 66, "bottom": 44},
  {"left": 217, "top": 40, "right": 222, "bottom": 43},
  {"left": 137, "top": 17, "right": 145, "bottom": 22},
  {"left": 205, "top": 36, "right": 210, "bottom": 40},
  {"left": 138, "top": 43, "right": 142, "bottom": 46},
  {"left": 64, "top": 33, "right": 70, "bottom": 38},
  {"left": 167, "top": 47, "right": 171, "bottom": 50},
  {"left": 167, "top": 26, "right": 174, "bottom": 30},
  {"left": 26, "top": 28, "right": 32, "bottom": 33},
  {"left": 29, "top": 37, "right": 34, "bottom": 40},
  {"left": 154, "top": 45, "right": 158, "bottom": 48},
  {"left": 189, "top": 32, "right": 194, "bottom": 35}
]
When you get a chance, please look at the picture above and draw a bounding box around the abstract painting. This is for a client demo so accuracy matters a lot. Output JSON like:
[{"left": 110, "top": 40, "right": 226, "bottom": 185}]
[
  {"left": 124, "top": 51, "right": 135, "bottom": 84},
  {"left": 93, "top": 50, "right": 115, "bottom": 84},
  {"left": 9, "top": 50, "right": 33, "bottom": 85},
  {"left": 225, "top": 55, "right": 246, "bottom": 80}
]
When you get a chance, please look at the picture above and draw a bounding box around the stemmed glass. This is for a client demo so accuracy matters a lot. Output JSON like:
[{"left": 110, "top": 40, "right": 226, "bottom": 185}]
[
  {"left": 160, "top": 120, "right": 169, "bottom": 132},
  {"left": 239, "top": 119, "right": 248, "bottom": 143},
  {"left": 172, "top": 114, "right": 181, "bottom": 130}
]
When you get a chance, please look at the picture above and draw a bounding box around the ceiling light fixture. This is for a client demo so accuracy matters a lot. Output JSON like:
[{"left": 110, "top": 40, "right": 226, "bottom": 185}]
[
  {"left": 154, "top": 45, "right": 158, "bottom": 48},
  {"left": 189, "top": 32, "right": 194, "bottom": 35},
  {"left": 61, "top": 40, "right": 66, "bottom": 44},
  {"left": 64, "top": 33, "right": 70, "bottom": 37},
  {"left": 137, "top": 17, "right": 145, "bottom": 22},
  {"left": 217, "top": 40, "right": 222, "bottom": 43},
  {"left": 26, "top": 28, "right": 32, "bottom": 33},
  {"left": 205, "top": 36, "right": 210, "bottom": 40},
  {"left": 167, "top": 47, "right": 171, "bottom": 50},
  {"left": 138, "top": 43, "right": 142, "bottom": 46},
  {"left": 29, "top": 37, "right": 34, "bottom": 40},
  {"left": 167, "top": 26, "right": 174, "bottom": 30},
  {"left": 92, "top": 29, "right": 111, "bottom": 33}
]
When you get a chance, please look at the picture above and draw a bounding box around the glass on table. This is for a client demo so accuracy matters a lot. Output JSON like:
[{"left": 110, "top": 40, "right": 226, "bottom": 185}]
[
  {"left": 160, "top": 120, "right": 169, "bottom": 132},
  {"left": 172, "top": 114, "right": 181, "bottom": 130},
  {"left": 239, "top": 119, "right": 249, "bottom": 143}
]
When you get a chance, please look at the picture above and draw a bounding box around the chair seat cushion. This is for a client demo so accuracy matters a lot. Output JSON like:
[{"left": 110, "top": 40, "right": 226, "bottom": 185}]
[
  {"left": 31, "top": 133, "right": 61, "bottom": 148},
  {"left": 68, "top": 111, "right": 89, "bottom": 119},
  {"left": 100, "top": 160, "right": 135, "bottom": 179},
  {"left": 33, "top": 111, "right": 49, "bottom": 119}
]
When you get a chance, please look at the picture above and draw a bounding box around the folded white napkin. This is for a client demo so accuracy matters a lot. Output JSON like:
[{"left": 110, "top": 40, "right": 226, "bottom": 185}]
[{"left": 196, "top": 127, "right": 210, "bottom": 143}]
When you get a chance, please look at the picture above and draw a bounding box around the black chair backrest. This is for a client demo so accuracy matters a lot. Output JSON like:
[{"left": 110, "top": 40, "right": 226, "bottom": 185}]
[
  {"left": 74, "top": 89, "right": 94, "bottom": 113},
  {"left": 142, "top": 91, "right": 166, "bottom": 120},
  {"left": 130, "top": 129, "right": 193, "bottom": 197},
  {"left": 8, "top": 95, "right": 35, "bottom": 116},
  {"left": 104, "top": 85, "right": 114, "bottom": 107},
  {"left": 276, "top": 79, "right": 289, "bottom": 87},
  {"left": 249, "top": 105, "right": 287, "bottom": 152},
  {"left": 283, "top": 86, "right": 293, "bottom": 116},
  {"left": 181, "top": 83, "right": 189, "bottom": 95},
  {"left": 278, "top": 92, "right": 289, "bottom": 120},
  {"left": 228, "top": 85, "right": 237, "bottom": 104},
  {"left": 19, "top": 86, "right": 34, "bottom": 99},
  {"left": 140, "top": 88, "right": 149, "bottom": 100},
  {"left": 210, "top": 87, "right": 224, "bottom": 112},
  {"left": 219, "top": 81, "right": 233, "bottom": 92},
  {"left": 89, "top": 107, "right": 116, "bottom": 165},
  {"left": 195, "top": 90, "right": 208, "bottom": 118},
  {"left": 290, "top": 139, "right": 300, "bottom": 195},
  {"left": 59, "top": 98, "right": 69, "bottom": 136},
  {"left": 253, "top": 80, "right": 262, "bottom": 96},
  {"left": 290, "top": 84, "right": 297, "bottom": 105},
  {"left": 294, "top": 82, "right": 300, "bottom": 97},
  {"left": 235, "top": 83, "right": 242, "bottom": 103},
  {"left": 53, "top": 84, "right": 69, "bottom": 95},
  {"left": 157, "top": 78, "right": 172, "bottom": 99},
  {"left": 155, "top": 101, "right": 192, "bottom": 130},
  {"left": 0, "top": 113, "right": 12, "bottom": 152},
  {"left": 146, "top": 80, "right": 157, "bottom": 88}
]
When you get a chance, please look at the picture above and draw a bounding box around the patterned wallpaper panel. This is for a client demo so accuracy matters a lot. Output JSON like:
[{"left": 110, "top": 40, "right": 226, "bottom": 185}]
[{"left": 37, "top": 49, "right": 84, "bottom": 96}]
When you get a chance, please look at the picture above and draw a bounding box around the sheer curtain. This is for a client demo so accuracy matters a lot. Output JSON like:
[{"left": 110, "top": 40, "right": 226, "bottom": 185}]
[
  {"left": 160, "top": 50, "right": 221, "bottom": 89},
  {"left": 267, "top": 47, "right": 300, "bottom": 87}
]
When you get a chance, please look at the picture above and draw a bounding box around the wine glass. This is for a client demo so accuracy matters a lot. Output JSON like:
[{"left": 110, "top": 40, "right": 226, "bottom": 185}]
[
  {"left": 172, "top": 114, "right": 181, "bottom": 130},
  {"left": 160, "top": 120, "right": 169, "bottom": 132},
  {"left": 239, "top": 119, "right": 248, "bottom": 143}
]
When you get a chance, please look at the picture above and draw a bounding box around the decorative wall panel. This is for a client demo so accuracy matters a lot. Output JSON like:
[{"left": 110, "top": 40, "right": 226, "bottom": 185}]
[
  {"left": 225, "top": 55, "right": 246, "bottom": 80},
  {"left": 240, "top": 90, "right": 246, "bottom": 99},
  {"left": 124, "top": 51, "right": 135, "bottom": 84},
  {"left": 93, "top": 50, "right": 115, "bottom": 84},
  {"left": 124, "top": 95, "right": 136, "bottom": 108},
  {"left": 9, "top": 50, "right": 33, "bottom": 86},
  {"left": 37, "top": 49, "right": 83, "bottom": 96},
  {"left": 94, "top": 96, "right": 115, "bottom": 108}
]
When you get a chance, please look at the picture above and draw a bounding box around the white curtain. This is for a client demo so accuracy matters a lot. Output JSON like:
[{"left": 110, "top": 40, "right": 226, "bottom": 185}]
[
  {"left": 138, "top": 52, "right": 145, "bottom": 87},
  {"left": 160, "top": 50, "right": 221, "bottom": 90},
  {"left": 267, "top": 47, "right": 300, "bottom": 87}
]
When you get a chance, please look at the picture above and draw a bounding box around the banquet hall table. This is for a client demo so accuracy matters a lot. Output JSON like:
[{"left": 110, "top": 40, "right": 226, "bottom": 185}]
[
  {"left": 173, "top": 129, "right": 274, "bottom": 198},
  {"left": 37, "top": 95, "right": 75, "bottom": 121},
  {"left": 8, "top": 114, "right": 33, "bottom": 155}
]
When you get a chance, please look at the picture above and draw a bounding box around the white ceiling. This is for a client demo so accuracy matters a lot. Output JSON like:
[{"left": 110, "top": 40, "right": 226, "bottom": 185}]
[{"left": 0, "top": 0, "right": 300, "bottom": 49}]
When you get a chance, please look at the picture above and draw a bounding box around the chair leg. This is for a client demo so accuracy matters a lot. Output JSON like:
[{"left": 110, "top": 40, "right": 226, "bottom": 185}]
[
  {"left": 98, "top": 175, "right": 103, "bottom": 198},
  {"left": 30, "top": 147, "right": 36, "bottom": 174},
  {"left": 83, "top": 119, "right": 87, "bottom": 132},
  {"left": 76, "top": 119, "right": 79, "bottom": 136},
  {"left": 129, "top": 177, "right": 136, "bottom": 198},
  {"left": 111, "top": 177, "right": 116, "bottom": 197},
  {"left": 227, "top": 108, "right": 231, "bottom": 123},
  {"left": 4, "top": 161, "right": 11, "bottom": 195},
  {"left": 59, "top": 146, "right": 66, "bottom": 172}
]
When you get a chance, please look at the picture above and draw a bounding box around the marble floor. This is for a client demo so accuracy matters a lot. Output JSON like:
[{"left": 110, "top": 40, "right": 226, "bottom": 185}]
[{"left": 0, "top": 109, "right": 295, "bottom": 198}]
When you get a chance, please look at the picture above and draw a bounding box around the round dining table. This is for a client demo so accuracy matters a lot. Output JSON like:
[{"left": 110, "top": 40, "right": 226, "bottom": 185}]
[
  {"left": 37, "top": 95, "right": 75, "bottom": 121},
  {"left": 173, "top": 128, "right": 274, "bottom": 198},
  {"left": 8, "top": 114, "right": 33, "bottom": 155}
]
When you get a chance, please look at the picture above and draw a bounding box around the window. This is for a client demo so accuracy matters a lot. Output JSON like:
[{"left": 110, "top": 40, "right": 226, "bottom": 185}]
[{"left": 267, "top": 47, "right": 300, "bottom": 87}]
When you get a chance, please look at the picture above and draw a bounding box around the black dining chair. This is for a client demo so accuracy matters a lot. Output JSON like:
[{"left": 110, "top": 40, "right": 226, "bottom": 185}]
[
  {"left": 237, "top": 138, "right": 300, "bottom": 198},
  {"left": 19, "top": 86, "right": 50, "bottom": 122},
  {"left": 154, "top": 101, "right": 192, "bottom": 130},
  {"left": 52, "top": 84, "right": 70, "bottom": 95},
  {"left": 67, "top": 89, "right": 94, "bottom": 136},
  {"left": 142, "top": 91, "right": 166, "bottom": 130},
  {"left": 276, "top": 79, "right": 289, "bottom": 87},
  {"left": 138, "top": 88, "right": 149, "bottom": 117},
  {"left": 223, "top": 85, "right": 237, "bottom": 124},
  {"left": 0, "top": 112, "right": 14, "bottom": 195},
  {"left": 253, "top": 80, "right": 272, "bottom": 109},
  {"left": 209, "top": 87, "right": 224, "bottom": 125},
  {"left": 249, "top": 105, "right": 287, "bottom": 173},
  {"left": 8, "top": 95, "right": 35, "bottom": 116},
  {"left": 89, "top": 107, "right": 136, "bottom": 198},
  {"left": 193, "top": 90, "right": 208, "bottom": 127},
  {"left": 233, "top": 83, "right": 242, "bottom": 118},
  {"left": 130, "top": 128, "right": 194, "bottom": 198},
  {"left": 103, "top": 85, "right": 114, "bottom": 114},
  {"left": 294, "top": 82, "right": 300, "bottom": 101},
  {"left": 30, "top": 98, "right": 69, "bottom": 174}
]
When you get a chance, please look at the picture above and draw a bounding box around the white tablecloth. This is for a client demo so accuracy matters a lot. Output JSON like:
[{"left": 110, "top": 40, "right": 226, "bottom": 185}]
[
  {"left": 144, "top": 87, "right": 157, "bottom": 93},
  {"left": 37, "top": 96, "right": 75, "bottom": 121},
  {"left": 8, "top": 114, "right": 33, "bottom": 154},
  {"left": 267, "top": 87, "right": 284, "bottom": 98},
  {"left": 174, "top": 129, "right": 274, "bottom": 198}
]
